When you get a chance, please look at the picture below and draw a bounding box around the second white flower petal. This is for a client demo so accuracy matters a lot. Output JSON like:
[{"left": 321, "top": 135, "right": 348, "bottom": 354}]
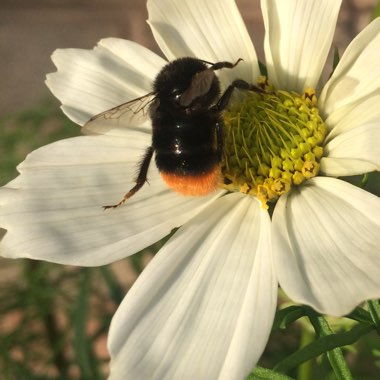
[
  {"left": 321, "top": 122, "right": 380, "bottom": 177},
  {"left": 0, "top": 134, "right": 222, "bottom": 266},
  {"left": 108, "top": 193, "right": 276, "bottom": 380},
  {"left": 147, "top": 0, "right": 259, "bottom": 85},
  {"left": 46, "top": 38, "right": 166, "bottom": 126},
  {"left": 324, "top": 93, "right": 380, "bottom": 141},
  {"left": 262, "top": 0, "right": 341, "bottom": 92},
  {"left": 320, "top": 18, "right": 380, "bottom": 116},
  {"left": 273, "top": 177, "right": 380, "bottom": 316}
]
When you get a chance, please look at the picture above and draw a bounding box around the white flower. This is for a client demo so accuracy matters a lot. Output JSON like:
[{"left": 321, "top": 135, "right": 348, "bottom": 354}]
[{"left": 1, "top": 0, "right": 380, "bottom": 379}]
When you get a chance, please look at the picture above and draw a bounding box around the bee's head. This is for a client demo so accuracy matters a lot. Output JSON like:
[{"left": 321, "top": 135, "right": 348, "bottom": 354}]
[{"left": 153, "top": 57, "right": 221, "bottom": 108}]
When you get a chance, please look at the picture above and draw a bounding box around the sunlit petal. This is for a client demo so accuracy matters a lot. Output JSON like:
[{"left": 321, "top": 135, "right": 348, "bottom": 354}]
[
  {"left": 147, "top": 0, "right": 259, "bottom": 85},
  {"left": 108, "top": 193, "right": 276, "bottom": 380},
  {"left": 320, "top": 18, "right": 380, "bottom": 116},
  {"left": 324, "top": 93, "right": 380, "bottom": 141},
  {"left": 321, "top": 122, "right": 380, "bottom": 176},
  {"left": 262, "top": 0, "right": 341, "bottom": 92},
  {"left": 46, "top": 38, "right": 166, "bottom": 126},
  {"left": 273, "top": 177, "right": 380, "bottom": 316},
  {"left": 0, "top": 134, "right": 222, "bottom": 266}
]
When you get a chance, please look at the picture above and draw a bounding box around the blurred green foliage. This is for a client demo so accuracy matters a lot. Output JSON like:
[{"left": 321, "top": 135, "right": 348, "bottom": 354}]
[
  {"left": 0, "top": 100, "right": 170, "bottom": 379},
  {"left": 0, "top": 99, "right": 78, "bottom": 186},
  {"left": 372, "top": 2, "right": 380, "bottom": 19}
]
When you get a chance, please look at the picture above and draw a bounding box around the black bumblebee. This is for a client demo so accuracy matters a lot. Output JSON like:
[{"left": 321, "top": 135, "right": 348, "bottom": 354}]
[{"left": 84, "top": 57, "right": 263, "bottom": 209}]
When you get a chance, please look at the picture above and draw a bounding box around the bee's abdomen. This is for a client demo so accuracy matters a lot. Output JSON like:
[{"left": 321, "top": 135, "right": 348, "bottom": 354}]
[
  {"left": 159, "top": 167, "right": 221, "bottom": 196},
  {"left": 155, "top": 146, "right": 219, "bottom": 175},
  {"left": 153, "top": 113, "right": 222, "bottom": 196},
  {"left": 153, "top": 115, "right": 220, "bottom": 175}
]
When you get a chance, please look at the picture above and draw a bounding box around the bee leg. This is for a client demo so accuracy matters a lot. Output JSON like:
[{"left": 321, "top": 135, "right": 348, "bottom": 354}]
[
  {"left": 216, "top": 121, "right": 224, "bottom": 162},
  {"left": 103, "top": 146, "right": 154, "bottom": 210},
  {"left": 215, "top": 79, "right": 264, "bottom": 111},
  {"left": 209, "top": 58, "right": 243, "bottom": 71}
]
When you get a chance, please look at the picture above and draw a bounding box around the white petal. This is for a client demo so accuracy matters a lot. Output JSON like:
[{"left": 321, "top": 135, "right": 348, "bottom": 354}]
[
  {"left": 321, "top": 122, "right": 380, "bottom": 176},
  {"left": 261, "top": 0, "right": 341, "bottom": 92},
  {"left": 0, "top": 134, "right": 222, "bottom": 266},
  {"left": 108, "top": 193, "right": 277, "bottom": 380},
  {"left": 320, "top": 18, "right": 380, "bottom": 116},
  {"left": 273, "top": 177, "right": 380, "bottom": 316},
  {"left": 324, "top": 93, "right": 380, "bottom": 141},
  {"left": 147, "top": 0, "right": 259, "bottom": 85},
  {"left": 46, "top": 38, "right": 166, "bottom": 126}
]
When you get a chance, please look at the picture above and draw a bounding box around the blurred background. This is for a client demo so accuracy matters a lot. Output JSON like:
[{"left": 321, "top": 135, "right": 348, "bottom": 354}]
[
  {"left": 0, "top": 1, "right": 379, "bottom": 379},
  {"left": 1, "top": 0, "right": 378, "bottom": 117}
]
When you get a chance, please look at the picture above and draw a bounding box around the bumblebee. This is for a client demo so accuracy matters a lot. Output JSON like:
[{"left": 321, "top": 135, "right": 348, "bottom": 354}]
[{"left": 84, "top": 57, "right": 262, "bottom": 209}]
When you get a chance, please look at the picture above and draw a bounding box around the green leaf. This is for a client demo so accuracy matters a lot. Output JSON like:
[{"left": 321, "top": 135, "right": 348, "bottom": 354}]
[
  {"left": 361, "top": 173, "right": 369, "bottom": 188},
  {"left": 307, "top": 312, "right": 353, "bottom": 380},
  {"left": 248, "top": 366, "right": 295, "bottom": 380},
  {"left": 272, "top": 306, "right": 307, "bottom": 330},
  {"left": 346, "top": 306, "right": 372, "bottom": 324},
  {"left": 329, "top": 47, "right": 340, "bottom": 78},
  {"left": 72, "top": 269, "right": 103, "bottom": 380},
  {"left": 333, "top": 47, "right": 340, "bottom": 71},
  {"left": 258, "top": 61, "right": 268, "bottom": 77},
  {"left": 99, "top": 266, "right": 125, "bottom": 304},
  {"left": 273, "top": 321, "right": 374, "bottom": 373},
  {"left": 367, "top": 300, "right": 380, "bottom": 334}
]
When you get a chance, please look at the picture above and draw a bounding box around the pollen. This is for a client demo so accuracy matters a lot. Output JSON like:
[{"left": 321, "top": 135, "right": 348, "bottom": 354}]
[{"left": 222, "top": 85, "right": 326, "bottom": 208}]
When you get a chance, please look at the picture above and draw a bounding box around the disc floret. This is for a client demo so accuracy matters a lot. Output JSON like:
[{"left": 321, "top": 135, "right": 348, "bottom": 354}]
[{"left": 222, "top": 85, "right": 326, "bottom": 208}]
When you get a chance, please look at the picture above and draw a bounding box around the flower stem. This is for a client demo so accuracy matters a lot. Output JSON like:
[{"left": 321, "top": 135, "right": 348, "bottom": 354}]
[
  {"left": 307, "top": 311, "right": 353, "bottom": 380},
  {"left": 296, "top": 328, "right": 314, "bottom": 380},
  {"left": 26, "top": 261, "right": 70, "bottom": 377},
  {"left": 73, "top": 268, "right": 103, "bottom": 380},
  {"left": 99, "top": 266, "right": 124, "bottom": 304},
  {"left": 248, "top": 366, "right": 295, "bottom": 380},
  {"left": 273, "top": 313, "right": 373, "bottom": 374}
]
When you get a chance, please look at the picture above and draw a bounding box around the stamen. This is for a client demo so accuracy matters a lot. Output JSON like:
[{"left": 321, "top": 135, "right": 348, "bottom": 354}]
[{"left": 222, "top": 85, "right": 326, "bottom": 208}]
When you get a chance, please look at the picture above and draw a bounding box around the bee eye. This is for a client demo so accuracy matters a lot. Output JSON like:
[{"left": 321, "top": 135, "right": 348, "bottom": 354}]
[{"left": 173, "top": 91, "right": 183, "bottom": 105}]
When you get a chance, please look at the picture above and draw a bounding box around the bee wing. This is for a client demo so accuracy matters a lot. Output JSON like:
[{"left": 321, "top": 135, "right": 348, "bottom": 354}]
[
  {"left": 82, "top": 92, "right": 157, "bottom": 135},
  {"left": 180, "top": 68, "right": 215, "bottom": 106}
]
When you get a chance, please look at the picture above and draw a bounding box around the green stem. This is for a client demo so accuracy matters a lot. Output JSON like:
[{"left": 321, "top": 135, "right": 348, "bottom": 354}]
[
  {"left": 248, "top": 366, "right": 295, "bottom": 380},
  {"left": 307, "top": 312, "right": 353, "bottom": 380},
  {"left": 73, "top": 269, "right": 103, "bottom": 380},
  {"left": 273, "top": 322, "right": 373, "bottom": 373},
  {"left": 99, "top": 266, "right": 125, "bottom": 304},
  {"left": 43, "top": 309, "right": 69, "bottom": 377},
  {"left": 25, "top": 261, "right": 69, "bottom": 377},
  {"left": 297, "top": 328, "right": 314, "bottom": 380}
]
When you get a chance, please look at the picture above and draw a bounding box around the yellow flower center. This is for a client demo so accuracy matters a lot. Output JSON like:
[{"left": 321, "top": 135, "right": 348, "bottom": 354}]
[{"left": 222, "top": 80, "right": 326, "bottom": 208}]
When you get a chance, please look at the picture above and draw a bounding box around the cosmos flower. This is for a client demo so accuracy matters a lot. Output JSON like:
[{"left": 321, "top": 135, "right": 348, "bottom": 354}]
[{"left": 1, "top": 0, "right": 380, "bottom": 379}]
